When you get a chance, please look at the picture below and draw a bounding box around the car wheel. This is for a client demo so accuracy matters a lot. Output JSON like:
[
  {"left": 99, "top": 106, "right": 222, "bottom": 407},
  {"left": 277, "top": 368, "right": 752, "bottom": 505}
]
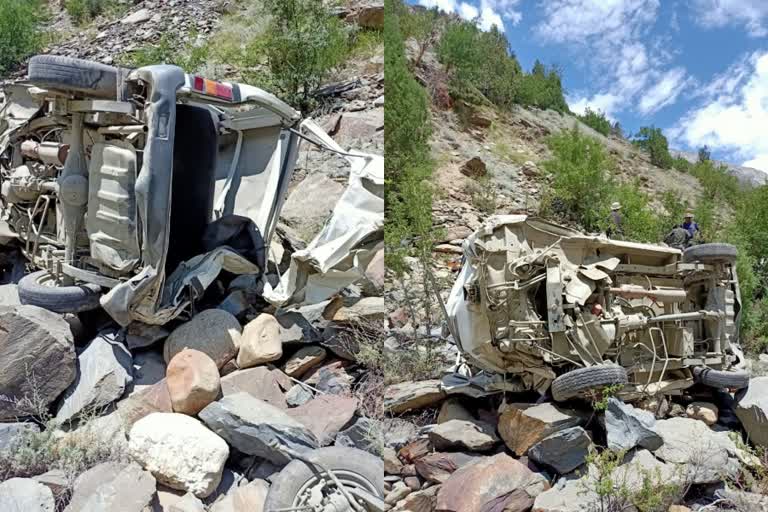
[
  {"left": 27, "top": 55, "right": 120, "bottom": 99},
  {"left": 18, "top": 270, "right": 102, "bottom": 314},
  {"left": 264, "top": 447, "right": 384, "bottom": 512},
  {"left": 682, "top": 243, "right": 738, "bottom": 264},
  {"left": 693, "top": 367, "right": 749, "bottom": 390},
  {"left": 551, "top": 364, "right": 628, "bottom": 402}
]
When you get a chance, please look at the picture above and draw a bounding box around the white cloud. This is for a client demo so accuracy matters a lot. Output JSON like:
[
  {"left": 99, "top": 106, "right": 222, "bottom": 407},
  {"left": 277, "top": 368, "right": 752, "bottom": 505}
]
[
  {"left": 534, "top": 0, "right": 689, "bottom": 117},
  {"left": 568, "top": 92, "right": 622, "bottom": 119},
  {"left": 418, "top": 0, "right": 508, "bottom": 31},
  {"left": 668, "top": 51, "right": 768, "bottom": 174},
  {"left": 638, "top": 67, "right": 692, "bottom": 114},
  {"left": 691, "top": 0, "right": 768, "bottom": 37}
]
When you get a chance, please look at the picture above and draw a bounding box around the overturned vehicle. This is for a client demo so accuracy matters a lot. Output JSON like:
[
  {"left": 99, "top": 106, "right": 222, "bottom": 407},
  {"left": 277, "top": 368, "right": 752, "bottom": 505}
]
[
  {"left": 0, "top": 55, "right": 380, "bottom": 326},
  {"left": 446, "top": 215, "right": 748, "bottom": 401}
]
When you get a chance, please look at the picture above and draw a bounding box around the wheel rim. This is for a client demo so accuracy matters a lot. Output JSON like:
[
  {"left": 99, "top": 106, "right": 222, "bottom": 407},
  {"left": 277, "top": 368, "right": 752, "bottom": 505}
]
[
  {"left": 291, "top": 469, "right": 379, "bottom": 511},
  {"left": 35, "top": 272, "right": 60, "bottom": 288}
]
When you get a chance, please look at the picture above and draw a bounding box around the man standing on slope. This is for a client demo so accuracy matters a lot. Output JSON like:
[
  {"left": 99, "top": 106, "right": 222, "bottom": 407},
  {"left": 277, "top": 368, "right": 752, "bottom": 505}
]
[
  {"left": 607, "top": 202, "right": 624, "bottom": 239},
  {"left": 682, "top": 211, "right": 700, "bottom": 240}
]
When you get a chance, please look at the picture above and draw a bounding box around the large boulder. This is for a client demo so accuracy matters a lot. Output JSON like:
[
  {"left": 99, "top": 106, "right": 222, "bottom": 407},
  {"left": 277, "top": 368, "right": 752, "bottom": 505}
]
[
  {"left": 283, "top": 345, "right": 326, "bottom": 378},
  {"left": 164, "top": 309, "right": 241, "bottom": 369},
  {"left": 428, "top": 420, "right": 499, "bottom": 452},
  {"left": 199, "top": 392, "right": 318, "bottom": 464},
  {"left": 604, "top": 398, "right": 663, "bottom": 451},
  {"left": 0, "top": 421, "right": 39, "bottom": 452},
  {"left": 64, "top": 462, "right": 156, "bottom": 511},
  {"left": 436, "top": 453, "right": 548, "bottom": 512},
  {"left": 285, "top": 394, "right": 358, "bottom": 446},
  {"left": 334, "top": 417, "right": 382, "bottom": 455},
  {"left": 384, "top": 380, "right": 445, "bottom": 414},
  {"left": 236, "top": 313, "right": 283, "bottom": 368},
  {"left": 414, "top": 452, "right": 485, "bottom": 483},
  {"left": 653, "top": 417, "right": 741, "bottom": 484},
  {"left": 281, "top": 173, "right": 345, "bottom": 241},
  {"left": 56, "top": 331, "right": 133, "bottom": 422},
  {"left": 128, "top": 412, "right": 229, "bottom": 498},
  {"left": 735, "top": 376, "right": 768, "bottom": 447},
  {"left": 167, "top": 349, "right": 220, "bottom": 415},
  {"left": 0, "top": 305, "right": 76, "bottom": 420},
  {"left": 528, "top": 426, "right": 592, "bottom": 474},
  {"left": 498, "top": 403, "right": 583, "bottom": 455},
  {"left": 117, "top": 379, "right": 173, "bottom": 428},
  {"left": 0, "top": 477, "right": 55, "bottom": 511},
  {"left": 220, "top": 367, "right": 290, "bottom": 409}
]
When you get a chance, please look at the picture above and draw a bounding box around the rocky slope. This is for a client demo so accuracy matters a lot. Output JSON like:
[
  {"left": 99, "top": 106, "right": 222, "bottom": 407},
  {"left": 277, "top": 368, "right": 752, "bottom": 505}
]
[{"left": 671, "top": 149, "right": 768, "bottom": 187}]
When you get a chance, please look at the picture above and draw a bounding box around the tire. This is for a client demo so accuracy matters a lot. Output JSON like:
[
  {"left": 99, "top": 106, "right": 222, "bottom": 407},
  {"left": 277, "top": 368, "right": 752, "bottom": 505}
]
[
  {"left": 27, "top": 55, "right": 119, "bottom": 99},
  {"left": 264, "top": 447, "right": 384, "bottom": 511},
  {"left": 551, "top": 364, "right": 628, "bottom": 402},
  {"left": 18, "top": 270, "right": 102, "bottom": 314},
  {"left": 693, "top": 367, "right": 749, "bottom": 390},
  {"left": 683, "top": 243, "right": 738, "bottom": 264}
]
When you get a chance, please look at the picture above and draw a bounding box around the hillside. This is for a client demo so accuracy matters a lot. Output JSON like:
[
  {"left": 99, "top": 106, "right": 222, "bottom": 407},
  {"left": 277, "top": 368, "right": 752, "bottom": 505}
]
[{"left": 671, "top": 149, "right": 768, "bottom": 187}]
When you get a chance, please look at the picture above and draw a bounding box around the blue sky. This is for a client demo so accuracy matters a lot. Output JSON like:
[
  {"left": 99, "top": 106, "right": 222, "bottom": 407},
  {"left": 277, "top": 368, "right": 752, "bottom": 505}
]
[{"left": 412, "top": 0, "right": 768, "bottom": 173}]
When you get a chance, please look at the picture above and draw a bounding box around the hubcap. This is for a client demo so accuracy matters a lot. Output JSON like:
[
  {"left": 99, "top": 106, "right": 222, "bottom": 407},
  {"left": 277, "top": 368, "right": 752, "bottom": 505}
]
[{"left": 291, "top": 470, "right": 378, "bottom": 512}]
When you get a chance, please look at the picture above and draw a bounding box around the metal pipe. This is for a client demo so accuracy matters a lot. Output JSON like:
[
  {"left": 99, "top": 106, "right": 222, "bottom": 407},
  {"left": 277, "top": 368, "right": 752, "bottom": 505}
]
[
  {"left": 610, "top": 285, "right": 687, "bottom": 302},
  {"left": 96, "top": 125, "right": 147, "bottom": 135},
  {"left": 21, "top": 140, "right": 69, "bottom": 166},
  {"left": 648, "top": 311, "right": 712, "bottom": 323}
]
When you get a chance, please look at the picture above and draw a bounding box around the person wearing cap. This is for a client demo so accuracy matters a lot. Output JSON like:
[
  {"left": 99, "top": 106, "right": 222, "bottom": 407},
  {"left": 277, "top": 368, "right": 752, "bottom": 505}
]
[
  {"left": 607, "top": 202, "right": 624, "bottom": 239},
  {"left": 682, "top": 211, "right": 700, "bottom": 239}
]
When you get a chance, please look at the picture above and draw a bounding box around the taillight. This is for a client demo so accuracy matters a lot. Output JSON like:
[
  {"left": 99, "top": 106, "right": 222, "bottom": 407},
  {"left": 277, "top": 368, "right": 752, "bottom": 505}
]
[{"left": 191, "top": 76, "right": 234, "bottom": 101}]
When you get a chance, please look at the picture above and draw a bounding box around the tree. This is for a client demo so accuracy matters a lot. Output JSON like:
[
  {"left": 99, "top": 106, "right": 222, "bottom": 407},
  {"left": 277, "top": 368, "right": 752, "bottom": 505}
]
[
  {"left": 632, "top": 126, "right": 674, "bottom": 169},
  {"left": 258, "top": 0, "right": 350, "bottom": 113},
  {"left": 0, "top": 0, "right": 42, "bottom": 72},
  {"left": 578, "top": 108, "right": 612, "bottom": 136},
  {"left": 400, "top": 6, "right": 440, "bottom": 68},
  {"left": 698, "top": 145, "right": 711, "bottom": 163}
]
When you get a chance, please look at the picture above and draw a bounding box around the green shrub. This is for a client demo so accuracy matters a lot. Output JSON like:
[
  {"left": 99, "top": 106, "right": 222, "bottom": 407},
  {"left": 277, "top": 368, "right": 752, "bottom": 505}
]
[
  {"left": 119, "top": 32, "right": 210, "bottom": 72},
  {"left": 400, "top": 5, "right": 440, "bottom": 68},
  {"left": 514, "top": 60, "right": 570, "bottom": 113},
  {"left": 0, "top": 0, "right": 43, "bottom": 73},
  {"left": 65, "top": 0, "right": 120, "bottom": 25},
  {"left": 256, "top": 0, "right": 351, "bottom": 113},
  {"left": 465, "top": 174, "right": 498, "bottom": 214},
  {"left": 578, "top": 107, "right": 612, "bottom": 136},
  {"left": 632, "top": 126, "right": 674, "bottom": 169}
]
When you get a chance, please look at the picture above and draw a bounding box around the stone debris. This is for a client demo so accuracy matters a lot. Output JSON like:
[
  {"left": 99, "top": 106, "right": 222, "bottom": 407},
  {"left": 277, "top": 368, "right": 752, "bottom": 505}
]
[
  {"left": 735, "top": 376, "right": 768, "bottom": 447},
  {"left": 166, "top": 349, "right": 221, "bottom": 415},
  {"left": 604, "top": 397, "right": 663, "bottom": 452},
  {"left": 497, "top": 402, "right": 584, "bottom": 455},
  {"left": 164, "top": 309, "right": 241, "bottom": 369}
]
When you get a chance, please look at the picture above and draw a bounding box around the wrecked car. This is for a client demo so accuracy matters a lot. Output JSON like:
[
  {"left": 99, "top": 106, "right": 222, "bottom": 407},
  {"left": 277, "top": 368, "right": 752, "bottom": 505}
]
[
  {"left": 445, "top": 215, "right": 748, "bottom": 401},
  {"left": 0, "top": 55, "right": 381, "bottom": 326}
]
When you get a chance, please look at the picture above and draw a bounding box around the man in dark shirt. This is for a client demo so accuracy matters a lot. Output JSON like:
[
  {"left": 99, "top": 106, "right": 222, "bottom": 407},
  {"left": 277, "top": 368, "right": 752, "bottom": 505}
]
[
  {"left": 682, "top": 212, "right": 700, "bottom": 240},
  {"left": 608, "top": 202, "right": 623, "bottom": 239}
]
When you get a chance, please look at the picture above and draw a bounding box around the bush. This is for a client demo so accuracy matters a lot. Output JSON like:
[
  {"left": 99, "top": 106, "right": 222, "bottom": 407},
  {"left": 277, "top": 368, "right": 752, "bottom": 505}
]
[
  {"left": 465, "top": 174, "right": 498, "bottom": 214},
  {"left": 119, "top": 32, "right": 210, "bottom": 72},
  {"left": 578, "top": 107, "right": 612, "bottom": 136},
  {"left": 514, "top": 60, "right": 570, "bottom": 113},
  {"left": 256, "top": 0, "right": 351, "bottom": 113},
  {"left": 632, "top": 126, "right": 674, "bottom": 169},
  {"left": 0, "top": 0, "right": 43, "bottom": 73},
  {"left": 65, "top": 0, "right": 120, "bottom": 25}
]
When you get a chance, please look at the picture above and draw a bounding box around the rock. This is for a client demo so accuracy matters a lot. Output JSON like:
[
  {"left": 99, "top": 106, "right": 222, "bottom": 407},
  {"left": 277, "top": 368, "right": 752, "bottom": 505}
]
[
  {"left": 392, "top": 485, "right": 439, "bottom": 512},
  {"left": 528, "top": 426, "right": 591, "bottom": 474},
  {"left": 653, "top": 417, "right": 741, "bottom": 484},
  {"left": 32, "top": 469, "right": 68, "bottom": 498},
  {"left": 335, "top": 417, "right": 381, "bottom": 455},
  {"left": 0, "top": 283, "right": 20, "bottom": 305},
  {"left": 521, "top": 160, "right": 539, "bottom": 177},
  {"left": 56, "top": 331, "right": 133, "bottom": 422},
  {"left": 667, "top": 506, "right": 691, "bottom": 512},
  {"left": 384, "top": 418, "right": 418, "bottom": 449},
  {"left": 433, "top": 243, "right": 463, "bottom": 254},
  {"left": 237, "top": 313, "right": 283, "bottom": 368},
  {"left": 686, "top": 401, "right": 718, "bottom": 426},
  {"left": 735, "top": 376, "right": 768, "bottom": 447},
  {"left": 385, "top": 380, "right": 445, "bottom": 414},
  {"left": 64, "top": 462, "right": 156, "bottom": 512},
  {"left": 0, "top": 421, "right": 39, "bottom": 452},
  {"left": 283, "top": 346, "right": 327, "bottom": 377},
  {"left": 436, "top": 453, "right": 548, "bottom": 512},
  {"left": 404, "top": 476, "right": 421, "bottom": 491},
  {"left": 221, "top": 367, "right": 290, "bottom": 409},
  {"left": 285, "top": 384, "right": 313, "bottom": 406},
  {"left": 331, "top": 297, "right": 385, "bottom": 322},
  {"left": 121, "top": 8, "right": 152, "bottom": 24},
  {"left": 399, "top": 439, "right": 431, "bottom": 463},
  {"left": 57, "top": 410, "right": 128, "bottom": 459},
  {"left": 386, "top": 481, "right": 412, "bottom": 505},
  {"left": 459, "top": 157, "right": 487, "bottom": 178},
  {"left": 438, "top": 225, "right": 473, "bottom": 243},
  {"left": 208, "top": 479, "right": 269, "bottom": 512},
  {"left": 218, "top": 291, "right": 250, "bottom": 319},
  {"left": 437, "top": 398, "right": 474, "bottom": 423},
  {"left": 167, "top": 349, "right": 221, "bottom": 415},
  {"left": 286, "top": 394, "right": 358, "bottom": 446},
  {"left": 303, "top": 360, "right": 353, "bottom": 395},
  {"left": 117, "top": 379, "right": 173, "bottom": 428},
  {"left": 497, "top": 402, "right": 583, "bottom": 455},
  {"left": 363, "top": 247, "right": 384, "bottom": 294},
  {"left": 168, "top": 493, "right": 206, "bottom": 512},
  {"left": 128, "top": 412, "right": 229, "bottom": 498},
  {"left": 281, "top": 174, "right": 345, "bottom": 239},
  {"left": 348, "top": 2, "right": 384, "bottom": 28},
  {"left": 274, "top": 301, "right": 330, "bottom": 344},
  {"left": 0, "top": 305, "right": 76, "bottom": 420},
  {"left": 384, "top": 447, "right": 403, "bottom": 474},
  {"left": 414, "top": 452, "right": 484, "bottom": 483},
  {"left": 604, "top": 397, "right": 663, "bottom": 451},
  {"left": 428, "top": 420, "right": 499, "bottom": 452},
  {"left": 0, "top": 477, "right": 55, "bottom": 511},
  {"left": 165, "top": 309, "right": 241, "bottom": 369},
  {"left": 199, "top": 392, "right": 318, "bottom": 464},
  {"left": 635, "top": 395, "right": 669, "bottom": 418}
]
